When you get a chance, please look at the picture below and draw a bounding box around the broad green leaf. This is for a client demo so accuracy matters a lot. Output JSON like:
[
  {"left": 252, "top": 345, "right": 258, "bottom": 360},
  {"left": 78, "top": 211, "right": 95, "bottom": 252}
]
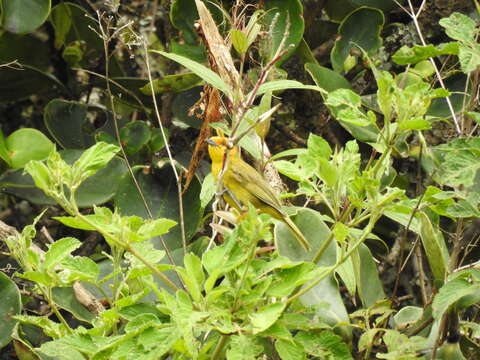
[
  {"left": 17, "top": 271, "right": 51, "bottom": 286},
  {"left": 445, "top": 199, "right": 480, "bottom": 218},
  {"left": 392, "top": 43, "right": 459, "bottom": 65},
  {"left": 295, "top": 331, "right": 352, "bottom": 359},
  {"left": 119, "top": 121, "right": 151, "bottom": 155},
  {"left": 150, "top": 50, "right": 230, "bottom": 96},
  {"left": 263, "top": 0, "right": 304, "bottom": 66},
  {"left": 44, "top": 237, "right": 81, "bottom": 270},
  {"left": 458, "top": 43, "right": 480, "bottom": 73},
  {"left": 355, "top": 243, "right": 385, "bottom": 307},
  {"left": 0, "top": 272, "right": 22, "bottom": 348},
  {"left": 398, "top": 117, "right": 431, "bottom": 130},
  {"left": 275, "top": 339, "right": 305, "bottom": 360},
  {"left": 44, "top": 99, "right": 94, "bottom": 149},
  {"left": 72, "top": 142, "right": 120, "bottom": 184},
  {"left": 307, "top": 134, "right": 332, "bottom": 159},
  {"left": 251, "top": 302, "right": 286, "bottom": 334},
  {"left": 50, "top": 2, "right": 72, "bottom": 48},
  {"left": 0, "top": 129, "right": 10, "bottom": 166},
  {"left": 52, "top": 287, "right": 95, "bottom": 323},
  {"left": 184, "top": 253, "right": 204, "bottom": 289},
  {"left": 439, "top": 12, "right": 477, "bottom": 43},
  {"left": 0, "top": 64, "right": 64, "bottom": 102},
  {"left": 418, "top": 212, "right": 449, "bottom": 281},
  {"left": 432, "top": 277, "right": 480, "bottom": 320},
  {"left": 137, "top": 218, "right": 177, "bottom": 239},
  {"left": 140, "top": 72, "right": 202, "bottom": 95},
  {"left": 331, "top": 7, "right": 384, "bottom": 72},
  {"left": 115, "top": 167, "right": 202, "bottom": 250},
  {"left": 305, "top": 62, "right": 352, "bottom": 93},
  {"left": 227, "top": 335, "right": 264, "bottom": 360},
  {"left": 393, "top": 306, "right": 423, "bottom": 330},
  {"left": 6, "top": 128, "right": 54, "bottom": 168},
  {"left": 1, "top": 0, "right": 51, "bottom": 34},
  {"left": 267, "top": 263, "right": 317, "bottom": 297},
  {"left": 432, "top": 137, "right": 480, "bottom": 189},
  {"left": 59, "top": 256, "right": 99, "bottom": 283},
  {"left": 274, "top": 160, "right": 302, "bottom": 181}
]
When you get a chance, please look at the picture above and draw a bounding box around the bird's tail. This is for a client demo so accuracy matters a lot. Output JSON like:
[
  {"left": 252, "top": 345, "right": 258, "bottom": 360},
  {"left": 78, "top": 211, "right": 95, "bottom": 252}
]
[{"left": 283, "top": 216, "right": 310, "bottom": 251}]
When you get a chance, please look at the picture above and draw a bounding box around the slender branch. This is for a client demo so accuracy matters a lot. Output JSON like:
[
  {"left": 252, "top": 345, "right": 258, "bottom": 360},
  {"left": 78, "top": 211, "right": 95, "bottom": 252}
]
[{"left": 143, "top": 39, "right": 188, "bottom": 255}]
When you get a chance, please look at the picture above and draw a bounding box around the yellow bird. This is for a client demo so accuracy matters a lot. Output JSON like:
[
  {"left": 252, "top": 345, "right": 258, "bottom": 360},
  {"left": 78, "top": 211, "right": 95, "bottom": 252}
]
[{"left": 206, "top": 136, "right": 310, "bottom": 251}]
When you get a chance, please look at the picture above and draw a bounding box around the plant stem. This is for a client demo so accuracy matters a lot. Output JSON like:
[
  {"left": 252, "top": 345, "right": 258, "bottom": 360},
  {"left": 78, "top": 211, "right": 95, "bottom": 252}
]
[{"left": 211, "top": 334, "right": 229, "bottom": 360}]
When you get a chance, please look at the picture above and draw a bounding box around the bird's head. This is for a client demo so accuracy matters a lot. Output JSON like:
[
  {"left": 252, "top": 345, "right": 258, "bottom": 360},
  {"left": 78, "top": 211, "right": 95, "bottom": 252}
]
[{"left": 206, "top": 136, "right": 237, "bottom": 163}]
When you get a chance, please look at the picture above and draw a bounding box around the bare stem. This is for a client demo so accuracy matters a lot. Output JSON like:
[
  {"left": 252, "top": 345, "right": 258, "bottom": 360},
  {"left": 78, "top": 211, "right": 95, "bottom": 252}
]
[{"left": 143, "top": 39, "right": 188, "bottom": 255}]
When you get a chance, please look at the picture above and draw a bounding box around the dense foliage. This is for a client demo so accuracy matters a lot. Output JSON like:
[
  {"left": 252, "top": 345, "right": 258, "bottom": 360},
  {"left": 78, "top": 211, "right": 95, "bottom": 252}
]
[{"left": 0, "top": 0, "right": 479, "bottom": 359}]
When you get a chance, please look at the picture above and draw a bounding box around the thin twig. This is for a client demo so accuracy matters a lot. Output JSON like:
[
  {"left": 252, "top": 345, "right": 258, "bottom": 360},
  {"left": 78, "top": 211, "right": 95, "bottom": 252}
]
[{"left": 143, "top": 39, "right": 188, "bottom": 255}]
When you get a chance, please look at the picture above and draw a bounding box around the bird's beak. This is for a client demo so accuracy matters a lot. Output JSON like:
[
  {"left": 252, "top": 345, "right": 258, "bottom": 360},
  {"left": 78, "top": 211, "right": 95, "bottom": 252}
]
[{"left": 206, "top": 138, "right": 218, "bottom": 146}]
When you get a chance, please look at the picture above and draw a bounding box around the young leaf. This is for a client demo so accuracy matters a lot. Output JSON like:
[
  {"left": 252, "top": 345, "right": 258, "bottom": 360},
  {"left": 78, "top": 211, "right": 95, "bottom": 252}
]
[
  {"left": 72, "top": 142, "right": 120, "bottom": 184},
  {"left": 44, "top": 237, "right": 82, "bottom": 271},
  {"left": 250, "top": 302, "right": 286, "bottom": 334},
  {"left": 418, "top": 212, "right": 449, "bottom": 281}
]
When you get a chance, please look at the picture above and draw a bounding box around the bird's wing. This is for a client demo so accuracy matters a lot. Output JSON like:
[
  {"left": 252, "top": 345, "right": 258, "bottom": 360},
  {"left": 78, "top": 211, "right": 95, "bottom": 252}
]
[{"left": 229, "top": 161, "right": 284, "bottom": 211}]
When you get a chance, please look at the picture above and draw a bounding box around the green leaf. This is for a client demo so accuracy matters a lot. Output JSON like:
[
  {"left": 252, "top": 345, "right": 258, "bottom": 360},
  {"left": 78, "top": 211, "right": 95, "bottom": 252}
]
[
  {"left": 251, "top": 302, "right": 286, "bottom": 334},
  {"left": 393, "top": 306, "right": 423, "bottom": 330},
  {"left": 274, "top": 160, "right": 302, "bottom": 181},
  {"left": 458, "top": 43, "right": 480, "bottom": 73},
  {"left": 231, "top": 29, "right": 249, "bottom": 55},
  {"left": 52, "top": 287, "right": 95, "bottom": 323},
  {"left": 432, "top": 277, "right": 480, "bottom": 320},
  {"left": 295, "top": 331, "right": 352, "bottom": 359},
  {"left": 275, "top": 339, "right": 305, "bottom": 360},
  {"left": 115, "top": 167, "right": 202, "bottom": 250},
  {"left": 307, "top": 134, "right": 332, "bottom": 159},
  {"left": 184, "top": 253, "right": 204, "bottom": 290},
  {"left": 398, "top": 117, "right": 431, "bottom": 130},
  {"left": 44, "top": 237, "right": 82, "bottom": 270},
  {"left": 1, "top": 0, "right": 51, "bottom": 34},
  {"left": 418, "top": 212, "right": 449, "bottom": 281},
  {"left": 17, "top": 271, "right": 51, "bottom": 286},
  {"left": 432, "top": 137, "right": 480, "bottom": 189},
  {"left": 150, "top": 50, "right": 230, "bottom": 96},
  {"left": 305, "top": 62, "right": 352, "bottom": 93},
  {"left": 392, "top": 43, "right": 459, "bottom": 65},
  {"left": 355, "top": 243, "right": 385, "bottom": 307},
  {"left": 8, "top": 150, "right": 127, "bottom": 207},
  {"left": 439, "top": 12, "right": 477, "bottom": 43},
  {"left": 255, "top": 80, "right": 324, "bottom": 97},
  {"left": 140, "top": 72, "right": 202, "bottom": 95},
  {"left": 263, "top": 0, "right": 304, "bottom": 66},
  {"left": 227, "top": 335, "right": 264, "bottom": 360},
  {"left": 200, "top": 173, "right": 215, "bottom": 208},
  {"left": 6, "top": 128, "right": 54, "bottom": 168},
  {"left": 445, "top": 199, "right": 480, "bottom": 218},
  {"left": 119, "top": 121, "right": 151, "bottom": 155},
  {"left": 0, "top": 129, "right": 10, "bottom": 166},
  {"left": 331, "top": 7, "right": 384, "bottom": 72},
  {"left": 72, "top": 142, "right": 120, "bottom": 184},
  {"left": 137, "top": 218, "right": 177, "bottom": 239},
  {"left": 44, "top": 99, "right": 93, "bottom": 149},
  {"left": 59, "top": 256, "right": 100, "bottom": 283},
  {"left": 50, "top": 2, "right": 72, "bottom": 49},
  {"left": 267, "top": 263, "right": 317, "bottom": 297},
  {"left": 0, "top": 272, "right": 22, "bottom": 348}
]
